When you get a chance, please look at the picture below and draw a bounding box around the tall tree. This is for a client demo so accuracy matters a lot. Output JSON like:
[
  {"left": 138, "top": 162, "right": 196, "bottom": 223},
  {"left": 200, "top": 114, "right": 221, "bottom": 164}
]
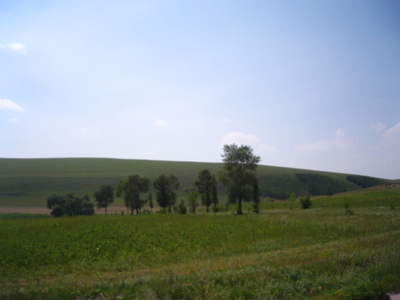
[
  {"left": 219, "top": 144, "right": 261, "bottom": 215},
  {"left": 187, "top": 190, "right": 199, "bottom": 214},
  {"left": 194, "top": 169, "right": 213, "bottom": 213},
  {"left": 116, "top": 174, "right": 150, "bottom": 215},
  {"left": 211, "top": 175, "right": 219, "bottom": 212},
  {"left": 252, "top": 178, "right": 260, "bottom": 214},
  {"left": 94, "top": 184, "right": 114, "bottom": 215},
  {"left": 153, "top": 173, "right": 179, "bottom": 214},
  {"left": 148, "top": 192, "right": 154, "bottom": 213}
]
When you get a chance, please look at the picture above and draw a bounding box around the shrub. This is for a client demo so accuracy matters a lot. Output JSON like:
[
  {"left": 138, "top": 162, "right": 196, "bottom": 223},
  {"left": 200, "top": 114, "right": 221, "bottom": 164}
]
[
  {"left": 212, "top": 204, "right": 220, "bottom": 213},
  {"left": 46, "top": 193, "right": 95, "bottom": 217},
  {"left": 177, "top": 200, "right": 187, "bottom": 214},
  {"left": 300, "top": 196, "right": 312, "bottom": 209},
  {"left": 344, "top": 201, "right": 354, "bottom": 215}
]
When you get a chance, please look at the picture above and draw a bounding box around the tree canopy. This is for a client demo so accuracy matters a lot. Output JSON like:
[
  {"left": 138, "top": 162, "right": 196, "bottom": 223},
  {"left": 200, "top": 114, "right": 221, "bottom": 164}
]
[
  {"left": 153, "top": 173, "right": 179, "bottom": 213},
  {"left": 46, "top": 193, "right": 95, "bottom": 217},
  {"left": 219, "top": 144, "right": 260, "bottom": 214},
  {"left": 93, "top": 184, "right": 114, "bottom": 215},
  {"left": 116, "top": 174, "right": 150, "bottom": 215},
  {"left": 195, "top": 169, "right": 215, "bottom": 213}
]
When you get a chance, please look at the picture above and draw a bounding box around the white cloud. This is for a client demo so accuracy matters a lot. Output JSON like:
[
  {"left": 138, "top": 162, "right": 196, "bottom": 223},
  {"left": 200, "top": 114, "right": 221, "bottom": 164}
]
[
  {"left": 296, "top": 129, "right": 353, "bottom": 151},
  {"left": 0, "top": 99, "right": 24, "bottom": 112},
  {"left": 223, "top": 118, "right": 231, "bottom": 123},
  {"left": 220, "top": 131, "right": 260, "bottom": 146},
  {"left": 7, "top": 43, "right": 27, "bottom": 54},
  {"left": 371, "top": 122, "right": 387, "bottom": 134},
  {"left": 155, "top": 120, "right": 167, "bottom": 127},
  {"left": 382, "top": 121, "right": 400, "bottom": 139}
]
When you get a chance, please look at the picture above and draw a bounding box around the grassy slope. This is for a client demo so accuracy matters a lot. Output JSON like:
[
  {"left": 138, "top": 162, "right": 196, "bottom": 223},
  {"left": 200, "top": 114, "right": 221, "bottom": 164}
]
[
  {"left": 1, "top": 188, "right": 400, "bottom": 299},
  {"left": 0, "top": 158, "right": 381, "bottom": 207}
]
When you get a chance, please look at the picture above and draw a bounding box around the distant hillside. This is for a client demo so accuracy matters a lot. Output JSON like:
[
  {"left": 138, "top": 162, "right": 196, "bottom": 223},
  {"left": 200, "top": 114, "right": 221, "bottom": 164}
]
[{"left": 0, "top": 158, "right": 389, "bottom": 207}]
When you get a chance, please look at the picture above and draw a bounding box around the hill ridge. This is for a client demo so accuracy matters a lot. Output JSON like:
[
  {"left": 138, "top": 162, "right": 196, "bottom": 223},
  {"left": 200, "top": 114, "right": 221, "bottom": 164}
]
[{"left": 0, "top": 158, "right": 389, "bottom": 208}]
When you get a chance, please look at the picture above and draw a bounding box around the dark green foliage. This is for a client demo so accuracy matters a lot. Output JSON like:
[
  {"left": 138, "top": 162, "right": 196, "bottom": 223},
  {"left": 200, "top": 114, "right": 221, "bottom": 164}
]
[
  {"left": 252, "top": 179, "right": 260, "bottom": 214},
  {"left": 46, "top": 194, "right": 66, "bottom": 217},
  {"left": 148, "top": 192, "right": 154, "bottom": 212},
  {"left": 344, "top": 201, "right": 354, "bottom": 215},
  {"left": 186, "top": 190, "right": 199, "bottom": 213},
  {"left": 153, "top": 174, "right": 179, "bottom": 214},
  {"left": 195, "top": 169, "right": 214, "bottom": 213},
  {"left": 211, "top": 175, "right": 219, "bottom": 212},
  {"left": 177, "top": 199, "right": 187, "bottom": 214},
  {"left": 300, "top": 196, "right": 312, "bottom": 209},
  {"left": 258, "top": 174, "right": 306, "bottom": 200},
  {"left": 116, "top": 174, "right": 150, "bottom": 215},
  {"left": 93, "top": 184, "right": 114, "bottom": 215},
  {"left": 346, "top": 175, "right": 381, "bottom": 188},
  {"left": 219, "top": 144, "right": 260, "bottom": 215},
  {"left": 46, "top": 193, "right": 95, "bottom": 217},
  {"left": 262, "top": 188, "right": 290, "bottom": 200},
  {"left": 211, "top": 204, "right": 220, "bottom": 212},
  {"left": 295, "top": 173, "right": 348, "bottom": 196}
]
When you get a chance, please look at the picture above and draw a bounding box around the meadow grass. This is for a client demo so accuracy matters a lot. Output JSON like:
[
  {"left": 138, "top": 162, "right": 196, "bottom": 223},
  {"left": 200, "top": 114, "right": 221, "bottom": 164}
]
[{"left": 1, "top": 189, "right": 400, "bottom": 299}]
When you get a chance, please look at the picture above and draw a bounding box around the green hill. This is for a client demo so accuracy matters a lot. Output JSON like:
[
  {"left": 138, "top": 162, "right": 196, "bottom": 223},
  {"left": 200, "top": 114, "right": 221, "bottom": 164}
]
[{"left": 0, "top": 158, "right": 388, "bottom": 207}]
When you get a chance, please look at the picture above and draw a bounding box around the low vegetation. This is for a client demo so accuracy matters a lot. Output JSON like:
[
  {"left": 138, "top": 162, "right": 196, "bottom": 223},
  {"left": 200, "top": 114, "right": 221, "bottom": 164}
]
[
  {"left": 1, "top": 146, "right": 399, "bottom": 299},
  {"left": 1, "top": 186, "right": 400, "bottom": 299}
]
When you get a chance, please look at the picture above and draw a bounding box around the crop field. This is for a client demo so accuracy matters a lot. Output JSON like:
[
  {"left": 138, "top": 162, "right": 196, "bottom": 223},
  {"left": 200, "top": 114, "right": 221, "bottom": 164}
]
[{"left": 1, "top": 187, "right": 400, "bottom": 299}]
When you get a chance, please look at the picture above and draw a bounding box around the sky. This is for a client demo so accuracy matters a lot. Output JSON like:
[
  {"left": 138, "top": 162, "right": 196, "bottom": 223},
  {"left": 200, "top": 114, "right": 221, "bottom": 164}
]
[{"left": 1, "top": 1, "right": 400, "bottom": 179}]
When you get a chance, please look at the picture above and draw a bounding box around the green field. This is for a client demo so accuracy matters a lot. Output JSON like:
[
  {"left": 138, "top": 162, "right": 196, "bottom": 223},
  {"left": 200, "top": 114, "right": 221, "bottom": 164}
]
[
  {"left": 1, "top": 187, "right": 400, "bottom": 299},
  {"left": 0, "top": 158, "right": 386, "bottom": 209}
]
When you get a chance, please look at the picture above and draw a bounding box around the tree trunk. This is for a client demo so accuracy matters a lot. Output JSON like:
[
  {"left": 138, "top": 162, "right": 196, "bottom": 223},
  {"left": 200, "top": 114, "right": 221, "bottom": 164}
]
[
  {"left": 238, "top": 197, "right": 243, "bottom": 215},
  {"left": 105, "top": 205, "right": 107, "bottom": 215}
]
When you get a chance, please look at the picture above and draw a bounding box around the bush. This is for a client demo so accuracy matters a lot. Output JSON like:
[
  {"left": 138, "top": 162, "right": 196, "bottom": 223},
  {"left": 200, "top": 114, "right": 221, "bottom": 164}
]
[
  {"left": 46, "top": 193, "right": 95, "bottom": 217},
  {"left": 177, "top": 200, "right": 187, "bottom": 214},
  {"left": 211, "top": 204, "right": 220, "bottom": 213},
  {"left": 300, "top": 196, "right": 312, "bottom": 209},
  {"left": 344, "top": 201, "right": 354, "bottom": 215}
]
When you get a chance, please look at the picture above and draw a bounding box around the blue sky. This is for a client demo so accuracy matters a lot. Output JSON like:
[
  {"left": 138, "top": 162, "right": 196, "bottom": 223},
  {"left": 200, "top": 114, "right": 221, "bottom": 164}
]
[{"left": 1, "top": 1, "right": 400, "bottom": 179}]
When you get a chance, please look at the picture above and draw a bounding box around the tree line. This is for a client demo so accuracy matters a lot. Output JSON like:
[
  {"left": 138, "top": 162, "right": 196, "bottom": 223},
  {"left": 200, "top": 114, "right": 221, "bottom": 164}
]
[
  {"left": 47, "top": 144, "right": 262, "bottom": 216},
  {"left": 345, "top": 175, "right": 381, "bottom": 189},
  {"left": 295, "top": 173, "right": 348, "bottom": 196}
]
